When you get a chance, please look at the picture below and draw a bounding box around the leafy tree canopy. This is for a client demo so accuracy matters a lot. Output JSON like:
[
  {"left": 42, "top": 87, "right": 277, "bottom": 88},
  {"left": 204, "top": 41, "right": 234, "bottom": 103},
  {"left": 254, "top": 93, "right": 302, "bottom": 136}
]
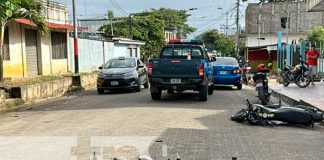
[
  {"left": 301, "top": 26, "right": 324, "bottom": 45},
  {"left": 198, "top": 29, "right": 235, "bottom": 57},
  {"left": 99, "top": 8, "right": 196, "bottom": 60}
]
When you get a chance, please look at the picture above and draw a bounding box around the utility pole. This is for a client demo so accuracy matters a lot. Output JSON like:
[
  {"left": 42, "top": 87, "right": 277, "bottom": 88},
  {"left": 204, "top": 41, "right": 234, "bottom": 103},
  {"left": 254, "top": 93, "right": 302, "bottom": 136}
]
[
  {"left": 235, "top": 0, "right": 240, "bottom": 57},
  {"left": 258, "top": 2, "right": 263, "bottom": 46},
  {"left": 286, "top": 11, "right": 290, "bottom": 44},
  {"left": 72, "top": 0, "right": 79, "bottom": 73},
  {"left": 129, "top": 15, "right": 133, "bottom": 39},
  {"left": 225, "top": 11, "right": 229, "bottom": 36}
]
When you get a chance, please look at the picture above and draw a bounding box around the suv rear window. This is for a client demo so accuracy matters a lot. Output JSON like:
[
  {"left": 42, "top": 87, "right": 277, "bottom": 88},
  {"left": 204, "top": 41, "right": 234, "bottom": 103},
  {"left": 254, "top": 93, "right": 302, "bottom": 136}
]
[
  {"left": 160, "top": 46, "right": 203, "bottom": 59},
  {"left": 214, "top": 58, "right": 239, "bottom": 66}
]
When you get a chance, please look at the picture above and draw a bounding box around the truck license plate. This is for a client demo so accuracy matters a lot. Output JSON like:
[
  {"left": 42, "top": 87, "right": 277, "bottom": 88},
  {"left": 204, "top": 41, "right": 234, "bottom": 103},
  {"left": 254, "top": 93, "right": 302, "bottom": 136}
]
[
  {"left": 111, "top": 81, "right": 119, "bottom": 86},
  {"left": 171, "top": 79, "right": 181, "bottom": 84},
  {"left": 256, "top": 83, "right": 263, "bottom": 87},
  {"left": 220, "top": 71, "right": 227, "bottom": 75}
]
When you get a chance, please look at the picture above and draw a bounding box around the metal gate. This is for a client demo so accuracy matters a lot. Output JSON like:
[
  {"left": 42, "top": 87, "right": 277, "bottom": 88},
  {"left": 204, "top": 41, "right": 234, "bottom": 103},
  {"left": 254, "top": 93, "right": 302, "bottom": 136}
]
[{"left": 25, "top": 29, "right": 39, "bottom": 76}]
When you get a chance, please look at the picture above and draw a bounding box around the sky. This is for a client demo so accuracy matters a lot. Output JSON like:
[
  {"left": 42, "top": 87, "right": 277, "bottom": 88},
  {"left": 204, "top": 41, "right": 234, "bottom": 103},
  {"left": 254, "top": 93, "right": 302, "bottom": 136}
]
[{"left": 53, "top": 0, "right": 259, "bottom": 37}]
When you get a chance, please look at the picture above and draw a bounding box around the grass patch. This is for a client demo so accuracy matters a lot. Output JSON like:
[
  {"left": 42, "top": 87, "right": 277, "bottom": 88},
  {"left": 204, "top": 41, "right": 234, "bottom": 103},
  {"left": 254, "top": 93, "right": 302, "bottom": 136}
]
[
  {"left": 62, "top": 72, "right": 98, "bottom": 77},
  {"left": 0, "top": 99, "right": 25, "bottom": 112},
  {"left": 0, "top": 75, "right": 64, "bottom": 88}
]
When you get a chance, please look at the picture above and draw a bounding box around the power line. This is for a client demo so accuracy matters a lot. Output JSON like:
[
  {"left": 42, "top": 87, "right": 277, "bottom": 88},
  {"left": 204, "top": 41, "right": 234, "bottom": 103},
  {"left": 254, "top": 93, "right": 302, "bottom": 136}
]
[{"left": 107, "top": 0, "right": 128, "bottom": 16}]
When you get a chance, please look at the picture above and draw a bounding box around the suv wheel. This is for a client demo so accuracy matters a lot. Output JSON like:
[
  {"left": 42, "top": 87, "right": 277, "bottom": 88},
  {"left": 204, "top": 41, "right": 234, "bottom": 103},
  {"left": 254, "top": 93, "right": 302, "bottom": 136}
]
[
  {"left": 237, "top": 84, "right": 242, "bottom": 90},
  {"left": 143, "top": 78, "right": 149, "bottom": 89},
  {"left": 208, "top": 85, "right": 214, "bottom": 95},
  {"left": 151, "top": 90, "right": 161, "bottom": 100},
  {"left": 199, "top": 85, "right": 208, "bottom": 101},
  {"left": 97, "top": 88, "right": 105, "bottom": 94}
]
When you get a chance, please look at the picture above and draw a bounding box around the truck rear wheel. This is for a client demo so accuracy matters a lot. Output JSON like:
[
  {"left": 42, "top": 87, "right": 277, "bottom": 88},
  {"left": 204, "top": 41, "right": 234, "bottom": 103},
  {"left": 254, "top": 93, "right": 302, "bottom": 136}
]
[
  {"left": 150, "top": 85, "right": 161, "bottom": 100},
  {"left": 208, "top": 85, "right": 214, "bottom": 95},
  {"left": 199, "top": 85, "right": 208, "bottom": 101},
  {"left": 151, "top": 91, "right": 161, "bottom": 100}
]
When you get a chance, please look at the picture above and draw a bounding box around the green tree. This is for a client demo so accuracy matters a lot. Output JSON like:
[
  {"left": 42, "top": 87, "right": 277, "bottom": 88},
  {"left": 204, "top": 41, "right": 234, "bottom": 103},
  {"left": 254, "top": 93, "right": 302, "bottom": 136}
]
[
  {"left": 305, "top": 26, "right": 324, "bottom": 45},
  {"left": 198, "top": 29, "right": 235, "bottom": 56},
  {"left": 0, "top": 0, "right": 48, "bottom": 81},
  {"left": 100, "top": 8, "right": 196, "bottom": 60},
  {"left": 100, "top": 15, "right": 165, "bottom": 60},
  {"left": 149, "top": 8, "right": 196, "bottom": 38}
]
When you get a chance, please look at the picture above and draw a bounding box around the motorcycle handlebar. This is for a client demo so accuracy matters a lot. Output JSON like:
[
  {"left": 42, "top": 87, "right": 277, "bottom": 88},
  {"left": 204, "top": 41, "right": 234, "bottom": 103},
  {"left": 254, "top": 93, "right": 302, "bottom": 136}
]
[{"left": 246, "top": 99, "right": 252, "bottom": 109}]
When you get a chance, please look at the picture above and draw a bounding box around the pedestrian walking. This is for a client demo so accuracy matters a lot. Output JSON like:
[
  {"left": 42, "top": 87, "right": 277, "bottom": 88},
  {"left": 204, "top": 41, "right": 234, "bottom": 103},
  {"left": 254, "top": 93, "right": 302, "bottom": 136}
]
[{"left": 306, "top": 44, "right": 320, "bottom": 85}]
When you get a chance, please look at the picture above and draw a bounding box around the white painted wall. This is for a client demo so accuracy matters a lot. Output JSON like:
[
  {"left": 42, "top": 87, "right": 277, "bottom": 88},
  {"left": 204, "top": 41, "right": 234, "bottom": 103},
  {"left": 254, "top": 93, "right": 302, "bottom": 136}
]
[{"left": 245, "top": 33, "right": 307, "bottom": 47}]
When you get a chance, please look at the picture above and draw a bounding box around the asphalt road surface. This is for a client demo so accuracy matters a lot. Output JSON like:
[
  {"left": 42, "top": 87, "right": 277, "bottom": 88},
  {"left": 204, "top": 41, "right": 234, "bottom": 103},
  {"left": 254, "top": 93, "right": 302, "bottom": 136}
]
[{"left": 0, "top": 86, "right": 323, "bottom": 160}]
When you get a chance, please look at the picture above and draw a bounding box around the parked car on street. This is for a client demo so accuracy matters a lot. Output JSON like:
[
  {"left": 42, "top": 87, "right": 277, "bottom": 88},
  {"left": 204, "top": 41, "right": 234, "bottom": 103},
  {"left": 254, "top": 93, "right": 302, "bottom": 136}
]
[
  {"left": 97, "top": 57, "right": 149, "bottom": 94},
  {"left": 212, "top": 57, "right": 242, "bottom": 90},
  {"left": 147, "top": 39, "right": 215, "bottom": 101}
]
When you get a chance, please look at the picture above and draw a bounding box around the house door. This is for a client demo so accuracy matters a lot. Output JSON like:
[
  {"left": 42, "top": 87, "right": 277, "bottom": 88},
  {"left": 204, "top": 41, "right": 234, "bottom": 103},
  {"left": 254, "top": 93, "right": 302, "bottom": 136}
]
[{"left": 25, "top": 29, "right": 39, "bottom": 76}]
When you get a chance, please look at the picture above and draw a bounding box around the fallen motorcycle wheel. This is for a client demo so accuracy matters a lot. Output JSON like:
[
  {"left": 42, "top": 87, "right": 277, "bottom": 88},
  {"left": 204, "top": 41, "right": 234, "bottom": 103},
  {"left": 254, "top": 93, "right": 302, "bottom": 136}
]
[{"left": 296, "top": 75, "right": 311, "bottom": 88}]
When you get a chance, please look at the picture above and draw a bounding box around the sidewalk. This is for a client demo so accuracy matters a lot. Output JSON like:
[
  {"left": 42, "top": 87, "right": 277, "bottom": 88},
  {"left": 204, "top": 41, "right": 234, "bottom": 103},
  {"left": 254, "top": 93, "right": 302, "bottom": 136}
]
[{"left": 269, "top": 82, "right": 324, "bottom": 111}]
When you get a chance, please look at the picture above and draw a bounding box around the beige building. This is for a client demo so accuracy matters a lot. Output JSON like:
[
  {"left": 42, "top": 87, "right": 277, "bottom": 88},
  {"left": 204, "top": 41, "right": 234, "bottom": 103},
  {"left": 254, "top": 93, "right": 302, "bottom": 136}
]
[
  {"left": 308, "top": 0, "right": 324, "bottom": 12},
  {"left": 3, "top": 0, "right": 75, "bottom": 78},
  {"left": 245, "top": 1, "right": 324, "bottom": 48}
]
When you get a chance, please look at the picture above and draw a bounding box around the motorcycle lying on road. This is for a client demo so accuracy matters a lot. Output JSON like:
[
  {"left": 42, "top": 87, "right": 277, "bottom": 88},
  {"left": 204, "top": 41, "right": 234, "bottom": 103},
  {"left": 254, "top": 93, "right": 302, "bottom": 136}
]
[
  {"left": 282, "top": 55, "right": 311, "bottom": 88},
  {"left": 253, "top": 64, "right": 272, "bottom": 105},
  {"left": 231, "top": 99, "right": 323, "bottom": 127}
]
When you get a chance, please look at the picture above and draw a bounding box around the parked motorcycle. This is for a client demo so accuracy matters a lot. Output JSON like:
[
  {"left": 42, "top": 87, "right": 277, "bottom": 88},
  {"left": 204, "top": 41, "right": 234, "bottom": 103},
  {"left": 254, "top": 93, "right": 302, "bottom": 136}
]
[
  {"left": 282, "top": 55, "right": 311, "bottom": 88},
  {"left": 241, "top": 60, "right": 251, "bottom": 85},
  {"left": 253, "top": 64, "right": 271, "bottom": 105},
  {"left": 231, "top": 99, "right": 323, "bottom": 127}
]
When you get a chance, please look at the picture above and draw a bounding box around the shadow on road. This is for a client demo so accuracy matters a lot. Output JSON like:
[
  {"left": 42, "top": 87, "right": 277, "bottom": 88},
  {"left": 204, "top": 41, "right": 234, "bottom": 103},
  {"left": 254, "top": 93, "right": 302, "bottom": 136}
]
[{"left": 8, "top": 85, "right": 263, "bottom": 113}]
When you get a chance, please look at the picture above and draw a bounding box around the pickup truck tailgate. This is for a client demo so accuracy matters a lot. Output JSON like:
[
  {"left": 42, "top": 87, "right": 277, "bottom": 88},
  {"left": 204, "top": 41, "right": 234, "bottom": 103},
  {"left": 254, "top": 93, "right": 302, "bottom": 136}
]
[{"left": 151, "top": 59, "right": 202, "bottom": 78}]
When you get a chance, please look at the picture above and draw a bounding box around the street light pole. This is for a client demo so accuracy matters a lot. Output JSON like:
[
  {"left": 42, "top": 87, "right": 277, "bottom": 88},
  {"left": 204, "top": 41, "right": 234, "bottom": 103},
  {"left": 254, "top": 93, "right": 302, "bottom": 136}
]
[
  {"left": 286, "top": 11, "right": 290, "bottom": 44},
  {"left": 235, "top": 0, "right": 240, "bottom": 57},
  {"left": 72, "top": 0, "right": 79, "bottom": 73}
]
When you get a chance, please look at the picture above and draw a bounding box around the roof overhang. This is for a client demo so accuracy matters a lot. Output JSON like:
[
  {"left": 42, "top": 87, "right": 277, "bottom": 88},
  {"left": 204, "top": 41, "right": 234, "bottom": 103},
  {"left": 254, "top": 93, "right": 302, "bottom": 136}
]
[
  {"left": 15, "top": 19, "right": 87, "bottom": 31},
  {"left": 246, "top": 43, "right": 285, "bottom": 51},
  {"left": 308, "top": 0, "right": 324, "bottom": 12},
  {"left": 112, "top": 37, "right": 145, "bottom": 45}
]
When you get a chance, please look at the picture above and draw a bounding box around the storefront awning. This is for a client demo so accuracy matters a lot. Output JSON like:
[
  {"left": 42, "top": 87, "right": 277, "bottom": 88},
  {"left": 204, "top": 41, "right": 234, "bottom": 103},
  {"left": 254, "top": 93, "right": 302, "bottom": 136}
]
[{"left": 15, "top": 19, "right": 87, "bottom": 31}]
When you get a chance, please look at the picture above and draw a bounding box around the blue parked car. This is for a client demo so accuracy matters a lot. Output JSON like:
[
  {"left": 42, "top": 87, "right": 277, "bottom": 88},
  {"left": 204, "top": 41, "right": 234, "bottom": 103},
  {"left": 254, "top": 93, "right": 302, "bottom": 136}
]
[{"left": 212, "top": 57, "right": 242, "bottom": 90}]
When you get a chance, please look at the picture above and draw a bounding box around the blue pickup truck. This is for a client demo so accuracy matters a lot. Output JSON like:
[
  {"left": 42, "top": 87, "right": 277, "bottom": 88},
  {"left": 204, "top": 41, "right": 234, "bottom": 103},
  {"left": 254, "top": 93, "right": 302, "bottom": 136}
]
[{"left": 147, "top": 39, "right": 215, "bottom": 101}]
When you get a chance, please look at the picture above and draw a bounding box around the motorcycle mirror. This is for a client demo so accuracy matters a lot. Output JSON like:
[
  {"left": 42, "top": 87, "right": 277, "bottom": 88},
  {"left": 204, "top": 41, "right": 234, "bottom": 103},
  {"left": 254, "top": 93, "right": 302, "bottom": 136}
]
[{"left": 246, "top": 60, "right": 249, "bottom": 63}]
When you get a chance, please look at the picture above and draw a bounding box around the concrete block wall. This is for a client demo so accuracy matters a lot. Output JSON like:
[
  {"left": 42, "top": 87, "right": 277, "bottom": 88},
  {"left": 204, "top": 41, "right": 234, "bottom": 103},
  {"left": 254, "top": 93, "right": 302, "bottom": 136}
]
[
  {"left": 20, "top": 77, "right": 72, "bottom": 102},
  {"left": 245, "top": 2, "right": 324, "bottom": 34},
  {"left": 0, "top": 90, "right": 5, "bottom": 108},
  {"left": 80, "top": 74, "right": 98, "bottom": 90}
]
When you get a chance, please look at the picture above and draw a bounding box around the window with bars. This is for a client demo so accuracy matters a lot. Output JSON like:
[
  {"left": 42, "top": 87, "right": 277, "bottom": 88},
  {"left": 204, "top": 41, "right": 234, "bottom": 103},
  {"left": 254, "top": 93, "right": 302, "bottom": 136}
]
[
  {"left": 51, "top": 32, "right": 67, "bottom": 59},
  {"left": 3, "top": 27, "right": 9, "bottom": 60}
]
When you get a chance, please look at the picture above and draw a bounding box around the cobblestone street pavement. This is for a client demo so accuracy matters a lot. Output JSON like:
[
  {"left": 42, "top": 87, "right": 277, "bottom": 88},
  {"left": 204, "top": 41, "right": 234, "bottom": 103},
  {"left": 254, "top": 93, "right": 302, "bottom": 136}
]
[{"left": 0, "top": 86, "right": 323, "bottom": 160}]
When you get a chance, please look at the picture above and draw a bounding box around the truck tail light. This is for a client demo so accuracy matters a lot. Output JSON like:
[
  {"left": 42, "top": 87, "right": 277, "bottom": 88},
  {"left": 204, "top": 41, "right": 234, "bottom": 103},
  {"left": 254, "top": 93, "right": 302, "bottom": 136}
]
[
  {"left": 147, "top": 64, "right": 153, "bottom": 75},
  {"left": 198, "top": 64, "right": 205, "bottom": 77}
]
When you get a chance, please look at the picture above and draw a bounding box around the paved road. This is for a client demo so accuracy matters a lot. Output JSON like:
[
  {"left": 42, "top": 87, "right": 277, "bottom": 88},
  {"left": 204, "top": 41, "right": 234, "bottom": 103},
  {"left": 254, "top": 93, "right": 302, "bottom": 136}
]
[{"left": 0, "top": 86, "right": 323, "bottom": 160}]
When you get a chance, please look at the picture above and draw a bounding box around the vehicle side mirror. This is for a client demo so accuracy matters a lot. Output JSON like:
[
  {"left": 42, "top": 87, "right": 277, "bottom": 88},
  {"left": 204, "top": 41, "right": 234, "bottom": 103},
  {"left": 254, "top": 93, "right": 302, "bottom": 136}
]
[
  {"left": 210, "top": 57, "right": 216, "bottom": 62},
  {"left": 98, "top": 66, "right": 103, "bottom": 70},
  {"left": 138, "top": 64, "right": 145, "bottom": 68}
]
